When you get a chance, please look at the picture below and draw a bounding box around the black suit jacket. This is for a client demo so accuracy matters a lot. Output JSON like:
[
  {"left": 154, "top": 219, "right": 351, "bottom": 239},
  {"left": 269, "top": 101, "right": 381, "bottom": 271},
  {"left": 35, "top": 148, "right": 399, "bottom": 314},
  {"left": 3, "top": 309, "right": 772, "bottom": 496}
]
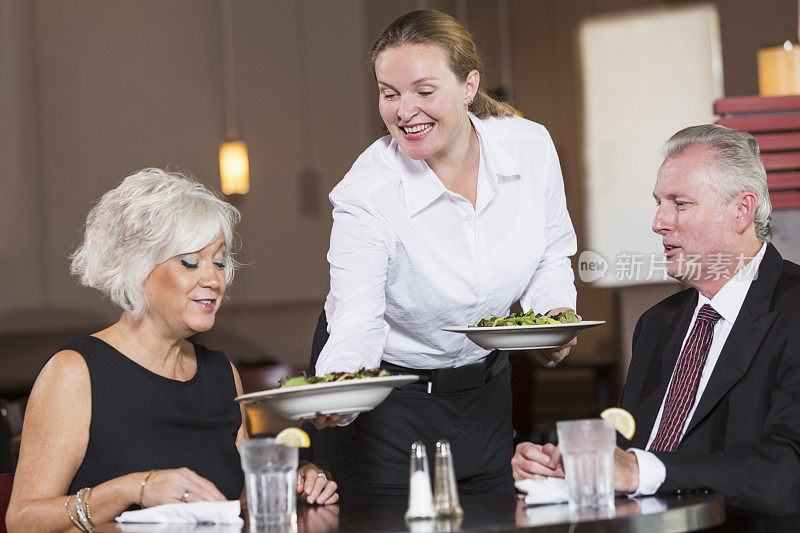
[{"left": 619, "top": 243, "right": 800, "bottom": 517}]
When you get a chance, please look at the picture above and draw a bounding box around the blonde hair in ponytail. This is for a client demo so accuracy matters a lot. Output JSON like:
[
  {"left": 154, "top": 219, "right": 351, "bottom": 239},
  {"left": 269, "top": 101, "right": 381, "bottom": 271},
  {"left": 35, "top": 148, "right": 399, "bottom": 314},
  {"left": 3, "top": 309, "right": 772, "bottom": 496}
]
[{"left": 368, "top": 9, "right": 516, "bottom": 119}]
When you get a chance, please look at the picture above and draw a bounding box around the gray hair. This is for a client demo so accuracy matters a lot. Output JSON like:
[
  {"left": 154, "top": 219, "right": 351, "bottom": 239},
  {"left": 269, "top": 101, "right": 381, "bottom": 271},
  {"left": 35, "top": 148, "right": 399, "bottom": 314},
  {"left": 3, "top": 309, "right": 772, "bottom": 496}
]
[
  {"left": 663, "top": 124, "right": 772, "bottom": 242},
  {"left": 71, "top": 168, "right": 241, "bottom": 318}
]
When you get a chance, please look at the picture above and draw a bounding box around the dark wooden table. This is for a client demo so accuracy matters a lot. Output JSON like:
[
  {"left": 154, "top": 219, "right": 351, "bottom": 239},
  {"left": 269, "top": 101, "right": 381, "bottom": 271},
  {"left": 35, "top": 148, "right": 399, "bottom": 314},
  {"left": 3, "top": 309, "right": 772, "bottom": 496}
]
[{"left": 97, "top": 493, "right": 725, "bottom": 532}]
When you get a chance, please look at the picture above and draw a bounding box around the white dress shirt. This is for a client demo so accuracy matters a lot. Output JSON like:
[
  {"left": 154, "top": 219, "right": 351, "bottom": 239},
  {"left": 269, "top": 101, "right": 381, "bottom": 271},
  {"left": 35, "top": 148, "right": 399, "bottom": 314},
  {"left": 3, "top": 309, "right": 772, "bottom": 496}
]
[
  {"left": 630, "top": 242, "right": 768, "bottom": 495},
  {"left": 315, "top": 114, "right": 577, "bottom": 375}
]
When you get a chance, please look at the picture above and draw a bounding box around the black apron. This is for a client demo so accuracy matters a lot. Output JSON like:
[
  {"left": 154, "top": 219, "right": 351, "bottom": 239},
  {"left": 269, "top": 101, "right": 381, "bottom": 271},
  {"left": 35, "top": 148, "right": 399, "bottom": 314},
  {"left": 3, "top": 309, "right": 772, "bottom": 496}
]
[{"left": 306, "top": 311, "right": 514, "bottom": 499}]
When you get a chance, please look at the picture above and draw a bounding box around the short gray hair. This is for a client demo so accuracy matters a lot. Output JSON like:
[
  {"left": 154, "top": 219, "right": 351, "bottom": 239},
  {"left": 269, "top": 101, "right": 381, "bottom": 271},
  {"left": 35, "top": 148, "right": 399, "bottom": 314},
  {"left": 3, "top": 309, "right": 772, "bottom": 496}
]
[
  {"left": 663, "top": 124, "right": 772, "bottom": 242},
  {"left": 71, "top": 168, "right": 241, "bottom": 318}
]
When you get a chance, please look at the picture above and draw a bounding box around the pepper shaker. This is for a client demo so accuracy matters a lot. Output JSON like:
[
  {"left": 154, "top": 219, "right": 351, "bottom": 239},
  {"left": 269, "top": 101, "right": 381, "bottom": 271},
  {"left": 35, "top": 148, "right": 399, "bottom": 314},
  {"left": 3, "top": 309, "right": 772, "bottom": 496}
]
[{"left": 434, "top": 439, "right": 463, "bottom": 517}]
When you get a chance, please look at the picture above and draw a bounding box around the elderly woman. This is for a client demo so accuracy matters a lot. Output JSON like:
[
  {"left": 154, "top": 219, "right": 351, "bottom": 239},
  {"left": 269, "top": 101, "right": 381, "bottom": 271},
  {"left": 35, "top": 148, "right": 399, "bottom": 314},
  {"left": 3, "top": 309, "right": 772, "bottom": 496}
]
[{"left": 6, "top": 169, "right": 337, "bottom": 533}]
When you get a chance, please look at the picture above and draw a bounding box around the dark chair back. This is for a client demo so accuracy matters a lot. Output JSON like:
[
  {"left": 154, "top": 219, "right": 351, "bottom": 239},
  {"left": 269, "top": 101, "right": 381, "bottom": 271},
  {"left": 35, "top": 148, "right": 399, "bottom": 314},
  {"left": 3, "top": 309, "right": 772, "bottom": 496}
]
[
  {"left": 237, "top": 363, "right": 302, "bottom": 393},
  {"left": 1, "top": 397, "right": 26, "bottom": 474},
  {"left": 0, "top": 415, "right": 10, "bottom": 475},
  {"left": 236, "top": 362, "right": 305, "bottom": 438},
  {"left": 0, "top": 472, "right": 14, "bottom": 533}
]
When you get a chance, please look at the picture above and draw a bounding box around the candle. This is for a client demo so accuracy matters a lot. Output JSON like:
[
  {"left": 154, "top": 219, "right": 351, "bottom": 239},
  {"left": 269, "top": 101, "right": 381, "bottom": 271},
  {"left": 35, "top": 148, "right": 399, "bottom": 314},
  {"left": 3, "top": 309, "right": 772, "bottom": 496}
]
[{"left": 758, "top": 40, "right": 800, "bottom": 96}]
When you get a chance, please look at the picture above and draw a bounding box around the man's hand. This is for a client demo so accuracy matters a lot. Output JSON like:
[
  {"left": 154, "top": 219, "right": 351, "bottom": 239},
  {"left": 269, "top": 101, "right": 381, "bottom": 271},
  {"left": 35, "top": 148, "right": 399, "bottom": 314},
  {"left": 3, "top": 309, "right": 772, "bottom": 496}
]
[
  {"left": 512, "top": 443, "right": 639, "bottom": 494},
  {"left": 614, "top": 447, "right": 639, "bottom": 494},
  {"left": 530, "top": 308, "right": 581, "bottom": 365},
  {"left": 511, "top": 442, "right": 565, "bottom": 483}
]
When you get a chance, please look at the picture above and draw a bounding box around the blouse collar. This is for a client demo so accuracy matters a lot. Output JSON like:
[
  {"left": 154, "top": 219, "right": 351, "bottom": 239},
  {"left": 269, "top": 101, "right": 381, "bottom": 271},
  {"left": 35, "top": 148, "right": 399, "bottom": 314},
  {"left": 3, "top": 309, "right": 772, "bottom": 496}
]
[{"left": 388, "top": 113, "right": 522, "bottom": 217}]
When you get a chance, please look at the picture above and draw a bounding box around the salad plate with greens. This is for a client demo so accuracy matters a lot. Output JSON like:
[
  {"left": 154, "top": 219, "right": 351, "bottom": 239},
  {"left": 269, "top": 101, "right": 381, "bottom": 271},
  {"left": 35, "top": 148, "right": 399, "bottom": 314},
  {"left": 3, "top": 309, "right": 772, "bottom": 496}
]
[
  {"left": 235, "top": 367, "right": 418, "bottom": 420},
  {"left": 443, "top": 310, "right": 604, "bottom": 350}
]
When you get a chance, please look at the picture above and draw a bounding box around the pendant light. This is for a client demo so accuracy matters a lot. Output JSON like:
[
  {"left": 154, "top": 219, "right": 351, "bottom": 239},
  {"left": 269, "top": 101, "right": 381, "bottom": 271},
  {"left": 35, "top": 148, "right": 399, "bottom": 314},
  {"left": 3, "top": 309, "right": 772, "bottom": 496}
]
[{"left": 218, "top": 0, "right": 249, "bottom": 194}]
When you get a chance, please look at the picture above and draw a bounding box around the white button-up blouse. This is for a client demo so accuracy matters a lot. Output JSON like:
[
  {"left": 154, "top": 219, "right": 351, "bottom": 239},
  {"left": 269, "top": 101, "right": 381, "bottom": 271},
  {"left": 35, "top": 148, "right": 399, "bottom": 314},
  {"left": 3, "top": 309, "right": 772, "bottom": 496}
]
[{"left": 315, "top": 114, "right": 577, "bottom": 374}]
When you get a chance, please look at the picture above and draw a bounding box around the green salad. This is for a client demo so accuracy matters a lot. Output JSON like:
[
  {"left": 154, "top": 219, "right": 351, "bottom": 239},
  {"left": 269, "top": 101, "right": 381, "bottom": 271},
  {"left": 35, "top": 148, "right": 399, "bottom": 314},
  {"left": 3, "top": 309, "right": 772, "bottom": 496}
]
[
  {"left": 473, "top": 309, "right": 579, "bottom": 327},
  {"left": 278, "top": 367, "right": 391, "bottom": 388}
]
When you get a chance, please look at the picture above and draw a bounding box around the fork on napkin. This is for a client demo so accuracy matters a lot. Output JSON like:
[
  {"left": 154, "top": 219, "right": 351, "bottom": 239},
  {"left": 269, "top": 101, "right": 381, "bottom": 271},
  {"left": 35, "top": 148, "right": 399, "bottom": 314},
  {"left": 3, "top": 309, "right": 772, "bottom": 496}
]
[
  {"left": 515, "top": 477, "right": 569, "bottom": 505},
  {"left": 115, "top": 500, "right": 243, "bottom": 525}
]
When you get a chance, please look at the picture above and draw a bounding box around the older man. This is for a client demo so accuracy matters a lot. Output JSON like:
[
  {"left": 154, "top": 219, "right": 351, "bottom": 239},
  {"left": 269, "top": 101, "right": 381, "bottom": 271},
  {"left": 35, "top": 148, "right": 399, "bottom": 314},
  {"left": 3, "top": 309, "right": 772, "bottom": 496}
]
[{"left": 512, "top": 125, "right": 800, "bottom": 526}]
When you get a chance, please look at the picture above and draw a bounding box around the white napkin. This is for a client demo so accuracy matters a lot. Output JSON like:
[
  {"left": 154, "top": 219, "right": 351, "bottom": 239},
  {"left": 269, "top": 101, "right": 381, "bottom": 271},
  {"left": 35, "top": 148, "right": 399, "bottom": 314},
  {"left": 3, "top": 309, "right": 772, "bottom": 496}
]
[
  {"left": 515, "top": 477, "right": 569, "bottom": 505},
  {"left": 115, "top": 500, "right": 243, "bottom": 525},
  {"left": 114, "top": 524, "right": 243, "bottom": 533}
]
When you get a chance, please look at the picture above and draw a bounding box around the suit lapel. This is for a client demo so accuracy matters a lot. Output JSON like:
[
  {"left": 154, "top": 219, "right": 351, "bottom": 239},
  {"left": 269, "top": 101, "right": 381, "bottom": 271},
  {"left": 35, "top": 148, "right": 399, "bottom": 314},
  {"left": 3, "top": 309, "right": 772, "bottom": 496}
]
[
  {"left": 630, "top": 296, "right": 696, "bottom": 449},
  {"left": 682, "top": 244, "right": 783, "bottom": 438}
]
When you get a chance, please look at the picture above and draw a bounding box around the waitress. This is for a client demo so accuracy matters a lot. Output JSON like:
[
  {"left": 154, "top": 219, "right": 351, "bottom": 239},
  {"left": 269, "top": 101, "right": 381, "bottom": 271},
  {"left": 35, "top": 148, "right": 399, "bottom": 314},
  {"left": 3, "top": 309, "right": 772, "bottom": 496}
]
[{"left": 307, "top": 9, "right": 578, "bottom": 499}]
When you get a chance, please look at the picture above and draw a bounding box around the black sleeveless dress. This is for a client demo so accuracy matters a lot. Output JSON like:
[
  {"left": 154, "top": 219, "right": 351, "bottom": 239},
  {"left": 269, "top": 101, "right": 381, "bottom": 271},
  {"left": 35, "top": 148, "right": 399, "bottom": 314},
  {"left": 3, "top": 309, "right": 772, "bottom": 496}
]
[{"left": 65, "top": 336, "right": 243, "bottom": 500}]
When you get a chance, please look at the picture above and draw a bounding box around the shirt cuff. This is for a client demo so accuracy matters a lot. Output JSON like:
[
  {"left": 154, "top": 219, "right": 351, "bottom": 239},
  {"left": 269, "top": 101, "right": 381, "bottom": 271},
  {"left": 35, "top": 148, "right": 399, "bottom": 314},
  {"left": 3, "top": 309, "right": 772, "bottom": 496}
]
[
  {"left": 314, "top": 354, "right": 370, "bottom": 376},
  {"left": 531, "top": 297, "right": 577, "bottom": 317},
  {"left": 626, "top": 448, "right": 666, "bottom": 496}
]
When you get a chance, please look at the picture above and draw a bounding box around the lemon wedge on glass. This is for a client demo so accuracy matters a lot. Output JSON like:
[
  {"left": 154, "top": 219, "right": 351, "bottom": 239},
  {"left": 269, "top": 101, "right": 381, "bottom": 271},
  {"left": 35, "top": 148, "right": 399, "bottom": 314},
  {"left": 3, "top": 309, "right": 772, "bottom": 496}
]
[
  {"left": 600, "top": 407, "right": 635, "bottom": 440},
  {"left": 275, "top": 427, "right": 311, "bottom": 448}
]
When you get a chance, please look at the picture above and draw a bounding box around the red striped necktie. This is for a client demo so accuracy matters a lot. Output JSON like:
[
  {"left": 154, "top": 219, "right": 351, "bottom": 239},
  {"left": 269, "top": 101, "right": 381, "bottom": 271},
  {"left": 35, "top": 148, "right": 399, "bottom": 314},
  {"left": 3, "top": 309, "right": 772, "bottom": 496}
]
[{"left": 649, "top": 303, "right": 722, "bottom": 452}]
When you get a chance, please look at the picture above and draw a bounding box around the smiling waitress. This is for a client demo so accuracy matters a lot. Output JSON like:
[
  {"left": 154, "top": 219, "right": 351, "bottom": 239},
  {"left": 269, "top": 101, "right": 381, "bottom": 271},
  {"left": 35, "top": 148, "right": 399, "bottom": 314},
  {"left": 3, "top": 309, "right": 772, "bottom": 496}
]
[{"left": 306, "top": 9, "right": 578, "bottom": 499}]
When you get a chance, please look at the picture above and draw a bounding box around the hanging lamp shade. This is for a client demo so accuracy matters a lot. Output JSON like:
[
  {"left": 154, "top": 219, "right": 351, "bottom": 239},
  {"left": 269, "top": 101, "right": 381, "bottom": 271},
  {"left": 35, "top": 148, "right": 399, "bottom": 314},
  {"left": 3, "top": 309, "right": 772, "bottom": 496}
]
[{"left": 219, "top": 140, "right": 249, "bottom": 194}]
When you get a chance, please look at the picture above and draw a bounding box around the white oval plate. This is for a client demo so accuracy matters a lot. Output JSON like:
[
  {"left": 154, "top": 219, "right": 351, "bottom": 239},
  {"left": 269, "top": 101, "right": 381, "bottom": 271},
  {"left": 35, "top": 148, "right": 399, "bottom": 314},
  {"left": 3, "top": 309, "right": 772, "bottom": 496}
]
[
  {"left": 442, "top": 321, "right": 606, "bottom": 350},
  {"left": 235, "top": 375, "right": 419, "bottom": 420}
]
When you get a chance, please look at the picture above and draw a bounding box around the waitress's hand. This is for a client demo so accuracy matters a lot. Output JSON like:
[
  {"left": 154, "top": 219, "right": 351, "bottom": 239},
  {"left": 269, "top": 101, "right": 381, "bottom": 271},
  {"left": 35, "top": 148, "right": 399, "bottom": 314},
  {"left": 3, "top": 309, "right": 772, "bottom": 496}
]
[
  {"left": 299, "top": 413, "right": 345, "bottom": 429},
  {"left": 530, "top": 307, "right": 581, "bottom": 366}
]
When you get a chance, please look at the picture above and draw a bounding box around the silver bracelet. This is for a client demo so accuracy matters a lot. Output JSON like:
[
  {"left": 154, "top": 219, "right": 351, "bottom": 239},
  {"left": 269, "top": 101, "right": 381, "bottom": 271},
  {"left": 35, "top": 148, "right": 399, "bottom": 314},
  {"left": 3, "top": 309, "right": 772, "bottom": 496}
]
[
  {"left": 75, "top": 487, "right": 94, "bottom": 532},
  {"left": 65, "top": 494, "right": 88, "bottom": 532}
]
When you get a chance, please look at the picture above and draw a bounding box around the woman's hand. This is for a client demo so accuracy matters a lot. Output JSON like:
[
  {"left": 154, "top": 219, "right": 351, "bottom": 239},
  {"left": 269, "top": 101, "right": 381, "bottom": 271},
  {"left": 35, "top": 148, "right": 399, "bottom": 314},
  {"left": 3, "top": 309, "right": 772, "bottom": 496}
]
[
  {"left": 511, "top": 442, "right": 564, "bottom": 484},
  {"left": 299, "top": 413, "right": 345, "bottom": 430},
  {"left": 530, "top": 308, "right": 581, "bottom": 366},
  {"left": 296, "top": 462, "right": 339, "bottom": 505},
  {"left": 139, "top": 468, "right": 227, "bottom": 507}
]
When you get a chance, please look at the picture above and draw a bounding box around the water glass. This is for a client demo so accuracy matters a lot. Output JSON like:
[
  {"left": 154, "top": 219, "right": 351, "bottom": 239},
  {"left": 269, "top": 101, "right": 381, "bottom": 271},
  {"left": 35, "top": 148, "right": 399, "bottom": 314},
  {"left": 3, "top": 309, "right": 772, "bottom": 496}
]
[
  {"left": 556, "top": 418, "right": 615, "bottom": 509},
  {"left": 240, "top": 438, "right": 298, "bottom": 529}
]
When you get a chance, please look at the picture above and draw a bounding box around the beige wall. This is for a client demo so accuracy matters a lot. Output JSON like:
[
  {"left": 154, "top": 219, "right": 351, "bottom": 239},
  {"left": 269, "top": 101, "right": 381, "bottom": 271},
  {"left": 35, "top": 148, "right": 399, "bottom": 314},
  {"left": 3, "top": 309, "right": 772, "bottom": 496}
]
[
  {"left": 500, "top": 0, "right": 797, "bottom": 369},
  {"left": 2, "top": 0, "right": 370, "bottom": 335},
  {"left": 1, "top": 0, "right": 47, "bottom": 321}
]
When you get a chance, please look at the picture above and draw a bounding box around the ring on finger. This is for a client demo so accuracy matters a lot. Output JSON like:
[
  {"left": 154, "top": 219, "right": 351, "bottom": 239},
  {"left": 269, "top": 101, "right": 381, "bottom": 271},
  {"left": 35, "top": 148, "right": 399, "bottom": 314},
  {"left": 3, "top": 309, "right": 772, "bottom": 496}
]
[
  {"left": 317, "top": 472, "right": 327, "bottom": 481},
  {"left": 181, "top": 489, "right": 190, "bottom": 502}
]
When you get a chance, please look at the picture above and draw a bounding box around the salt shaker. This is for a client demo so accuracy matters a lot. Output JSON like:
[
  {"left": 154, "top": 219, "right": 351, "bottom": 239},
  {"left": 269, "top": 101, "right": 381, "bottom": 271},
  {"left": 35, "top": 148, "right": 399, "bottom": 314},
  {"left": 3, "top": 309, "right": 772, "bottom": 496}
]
[
  {"left": 404, "top": 441, "right": 436, "bottom": 520},
  {"left": 434, "top": 439, "right": 463, "bottom": 517}
]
